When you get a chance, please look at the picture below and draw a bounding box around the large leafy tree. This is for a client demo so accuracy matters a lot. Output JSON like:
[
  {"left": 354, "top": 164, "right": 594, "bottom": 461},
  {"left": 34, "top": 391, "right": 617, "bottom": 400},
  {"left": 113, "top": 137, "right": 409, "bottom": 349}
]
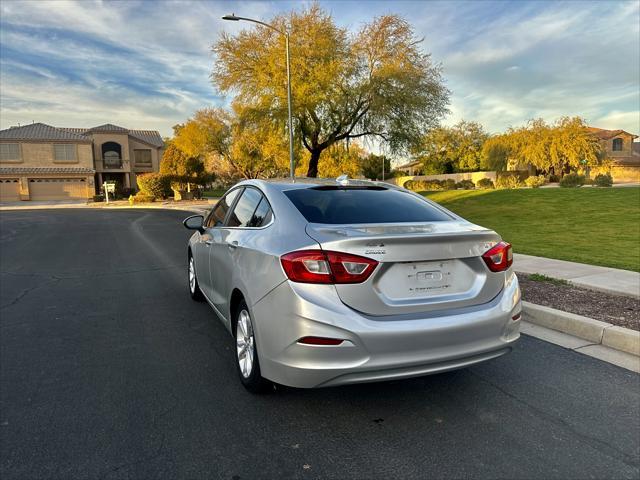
[
  {"left": 212, "top": 4, "right": 449, "bottom": 177},
  {"left": 481, "top": 117, "right": 603, "bottom": 174},
  {"left": 360, "top": 153, "right": 391, "bottom": 180},
  {"left": 413, "top": 120, "right": 488, "bottom": 174},
  {"left": 160, "top": 142, "right": 211, "bottom": 191}
]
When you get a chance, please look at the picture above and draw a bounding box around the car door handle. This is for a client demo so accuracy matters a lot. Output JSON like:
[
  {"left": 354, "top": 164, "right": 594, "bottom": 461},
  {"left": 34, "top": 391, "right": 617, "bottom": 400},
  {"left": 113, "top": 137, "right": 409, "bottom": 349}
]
[
  {"left": 204, "top": 240, "right": 213, "bottom": 246},
  {"left": 228, "top": 241, "right": 238, "bottom": 250}
]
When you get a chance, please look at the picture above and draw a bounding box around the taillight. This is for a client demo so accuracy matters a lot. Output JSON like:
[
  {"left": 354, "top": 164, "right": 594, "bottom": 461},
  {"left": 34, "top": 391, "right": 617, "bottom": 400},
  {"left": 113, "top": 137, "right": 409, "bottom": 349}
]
[
  {"left": 281, "top": 250, "right": 378, "bottom": 284},
  {"left": 482, "top": 241, "right": 513, "bottom": 272}
]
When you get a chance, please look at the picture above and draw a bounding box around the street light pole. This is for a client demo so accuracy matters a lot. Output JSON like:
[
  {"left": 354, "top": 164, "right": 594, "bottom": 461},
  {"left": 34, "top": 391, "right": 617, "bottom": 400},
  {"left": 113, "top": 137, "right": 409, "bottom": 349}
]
[{"left": 222, "top": 13, "right": 295, "bottom": 180}]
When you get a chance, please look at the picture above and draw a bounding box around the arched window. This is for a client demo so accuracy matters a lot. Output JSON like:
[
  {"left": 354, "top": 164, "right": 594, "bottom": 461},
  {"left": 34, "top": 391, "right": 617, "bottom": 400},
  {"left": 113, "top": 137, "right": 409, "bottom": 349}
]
[
  {"left": 102, "top": 142, "right": 122, "bottom": 168},
  {"left": 612, "top": 138, "right": 623, "bottom": 151}
]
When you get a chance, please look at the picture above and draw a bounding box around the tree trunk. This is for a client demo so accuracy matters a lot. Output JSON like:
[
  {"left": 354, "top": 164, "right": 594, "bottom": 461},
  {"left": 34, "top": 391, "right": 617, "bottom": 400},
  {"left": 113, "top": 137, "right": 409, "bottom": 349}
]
[{"left": 306, "top": 149, "right": 321, "bottom": 178}]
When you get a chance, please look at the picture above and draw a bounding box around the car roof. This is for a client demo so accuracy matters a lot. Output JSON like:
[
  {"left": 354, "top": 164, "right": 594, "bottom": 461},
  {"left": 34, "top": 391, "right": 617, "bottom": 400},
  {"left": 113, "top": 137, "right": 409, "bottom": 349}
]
[{"left": 242, "top": 177, "right": 399, "bottom": 192}]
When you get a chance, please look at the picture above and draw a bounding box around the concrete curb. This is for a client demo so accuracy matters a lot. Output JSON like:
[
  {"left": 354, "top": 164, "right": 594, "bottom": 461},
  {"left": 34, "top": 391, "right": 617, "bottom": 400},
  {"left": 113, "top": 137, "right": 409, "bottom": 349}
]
[{"left": 522, "top": 301, "right": 640, "bottom": 356}]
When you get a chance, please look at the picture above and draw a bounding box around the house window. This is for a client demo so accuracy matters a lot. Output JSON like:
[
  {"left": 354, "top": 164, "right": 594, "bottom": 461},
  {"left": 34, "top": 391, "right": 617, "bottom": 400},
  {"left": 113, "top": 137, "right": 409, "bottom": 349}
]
[
  {"left": 102, "top": 142, "right": 122, "bottom": 168},
  {"left": 612, "top": 138, "right": 623, "bottom": 151},
  {"left": 0, "top": 143, "right": 20, "bottom": 161},
  {"left": 134, "top": 149, "right": 152, "bottom": 166},
  {"left": 53, "top": 144, "right": 77, "bottom": 162}
]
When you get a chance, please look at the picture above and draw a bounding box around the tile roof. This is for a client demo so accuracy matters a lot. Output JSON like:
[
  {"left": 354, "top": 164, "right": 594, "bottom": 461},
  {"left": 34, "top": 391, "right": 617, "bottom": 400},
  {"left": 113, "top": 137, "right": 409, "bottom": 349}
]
[
  {"left": 2, "top": 123, "right": 164, "bottom": 148},
  {"left": 587, "top": 127, "right": 638, "bottom": 140},
  {"left": 0, "top": 167, "right": 95, "bottom": 175},
  {"left": 128, "top": 129, "right": 164, "bottom": 148},
  {"left": 87, "top": 123, "right": 129, "bottom": 133},
  {"left": 0, "top": 123, "right": 91, "bottom": 142}
]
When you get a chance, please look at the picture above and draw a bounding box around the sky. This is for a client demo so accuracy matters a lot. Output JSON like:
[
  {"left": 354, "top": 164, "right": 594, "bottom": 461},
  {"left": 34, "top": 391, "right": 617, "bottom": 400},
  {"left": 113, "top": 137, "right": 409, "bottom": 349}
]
[{"left": 1, "top": 0, "right": 638, "bottom": 138}]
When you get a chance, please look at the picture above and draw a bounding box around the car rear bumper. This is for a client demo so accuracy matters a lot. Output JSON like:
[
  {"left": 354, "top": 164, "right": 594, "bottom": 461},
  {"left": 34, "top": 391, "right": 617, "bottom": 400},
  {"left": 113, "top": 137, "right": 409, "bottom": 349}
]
[{"left": 252, "top": 271, "right": 521, "bottom": 388}]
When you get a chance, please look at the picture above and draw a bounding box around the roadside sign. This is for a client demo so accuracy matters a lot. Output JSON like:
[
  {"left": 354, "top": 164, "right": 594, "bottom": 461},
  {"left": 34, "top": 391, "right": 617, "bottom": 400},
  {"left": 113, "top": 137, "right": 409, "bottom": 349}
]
[{"left": 103, "top": 182, "right": 115, "bottom": 204}]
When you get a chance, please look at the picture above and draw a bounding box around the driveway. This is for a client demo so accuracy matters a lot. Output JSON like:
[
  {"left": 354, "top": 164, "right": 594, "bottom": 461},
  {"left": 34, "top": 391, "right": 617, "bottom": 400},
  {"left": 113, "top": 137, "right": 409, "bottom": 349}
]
[{"left": 1, "top": 209, "right": 638, "bottom": 479}]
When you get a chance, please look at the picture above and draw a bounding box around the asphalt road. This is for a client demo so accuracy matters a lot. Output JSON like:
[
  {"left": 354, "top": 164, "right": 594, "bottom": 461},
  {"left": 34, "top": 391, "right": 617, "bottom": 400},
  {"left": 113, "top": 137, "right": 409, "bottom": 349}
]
[{"left": 1, "top": 209, "right": 638, "bottom": 480}]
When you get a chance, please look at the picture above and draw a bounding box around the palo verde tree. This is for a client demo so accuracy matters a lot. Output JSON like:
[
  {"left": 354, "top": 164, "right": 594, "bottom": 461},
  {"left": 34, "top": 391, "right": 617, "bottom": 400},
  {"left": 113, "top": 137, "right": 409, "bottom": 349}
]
[{"left": 212, "top": 3, "right": 449, "bottom": 177}]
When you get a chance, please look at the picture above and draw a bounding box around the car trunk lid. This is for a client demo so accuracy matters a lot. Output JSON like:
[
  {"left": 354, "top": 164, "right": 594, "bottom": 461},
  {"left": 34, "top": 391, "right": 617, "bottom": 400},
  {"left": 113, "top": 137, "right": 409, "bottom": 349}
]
[{"left": 305, "top": 221, "right": 505, "bottom": 316}]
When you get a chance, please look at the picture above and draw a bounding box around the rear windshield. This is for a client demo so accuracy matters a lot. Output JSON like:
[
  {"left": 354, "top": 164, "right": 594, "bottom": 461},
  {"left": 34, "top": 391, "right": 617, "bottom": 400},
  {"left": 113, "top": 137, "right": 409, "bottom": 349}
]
[{"left": 283, "top": 187, "right": 452, "bottom": 224}]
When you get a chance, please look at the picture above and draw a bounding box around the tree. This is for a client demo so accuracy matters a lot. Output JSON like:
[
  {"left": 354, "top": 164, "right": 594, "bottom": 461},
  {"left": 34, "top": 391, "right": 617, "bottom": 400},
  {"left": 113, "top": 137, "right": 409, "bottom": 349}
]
[
  {"left": 228, "top": 109, "right": 293, "bottom": 179},
  {"left": 360, "top": 153, "right": 391, "bottom": 180},
  {"left": 413, "top": 121, "right": 488, "bottom": 173},
  {"left": 172, "top": 108, "right": 231, "bottom": 160},
  {"left": 160, "top": 143, "right": 211, "bottom": 192},
  {"left": 295, "top": 142, "right": 365, "bottom": 178},
  {"left": 481, "top": 135, "right": 511, "bottom": 171},
  {"left": 212, "top": 4, "right": 449, "bottom": 177},
  {"left": 484, "top": 116, "right": 603, "bottom": 174}
]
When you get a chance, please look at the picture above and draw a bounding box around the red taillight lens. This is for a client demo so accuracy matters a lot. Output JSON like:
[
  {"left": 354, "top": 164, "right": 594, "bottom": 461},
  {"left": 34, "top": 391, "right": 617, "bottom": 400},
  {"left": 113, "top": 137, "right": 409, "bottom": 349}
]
[
  {"left": 298, "top": 336, "right": 344, "bottom": 346},
  {"left": 482, "top": 241, "right": 513, "bottom": 272},
  {"left": 281, "top": 250, "right": 378, "bottom": 284}
]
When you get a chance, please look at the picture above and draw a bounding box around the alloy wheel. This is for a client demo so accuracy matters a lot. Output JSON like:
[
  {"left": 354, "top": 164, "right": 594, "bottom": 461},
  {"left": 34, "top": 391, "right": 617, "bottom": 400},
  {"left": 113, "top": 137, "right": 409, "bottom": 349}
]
[
  {"left": 189, "top": 257, "right": 196, "bottom": 293},
  {"left": 236, "top": 309, "right": 255, "bottom": 378}
]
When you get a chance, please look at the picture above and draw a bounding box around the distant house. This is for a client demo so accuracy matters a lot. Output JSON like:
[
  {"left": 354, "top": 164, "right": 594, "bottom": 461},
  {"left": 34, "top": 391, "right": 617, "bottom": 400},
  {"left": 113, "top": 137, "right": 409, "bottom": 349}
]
[
  {"left": 395, "top": 160, "right": 422, "bottom": 175},
  {"left": 0, "top": 122, "right": 163, "bottom": 201},
  {"left": 587, "top": 127, "right": 639, "bottom": 167}
]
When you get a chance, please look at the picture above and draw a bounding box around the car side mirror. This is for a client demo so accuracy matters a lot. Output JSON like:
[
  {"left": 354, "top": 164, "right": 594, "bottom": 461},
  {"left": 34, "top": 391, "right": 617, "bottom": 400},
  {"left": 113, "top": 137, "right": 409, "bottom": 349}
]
[{"left": 183, "top": 215, "right": 205, "bottom": 233}]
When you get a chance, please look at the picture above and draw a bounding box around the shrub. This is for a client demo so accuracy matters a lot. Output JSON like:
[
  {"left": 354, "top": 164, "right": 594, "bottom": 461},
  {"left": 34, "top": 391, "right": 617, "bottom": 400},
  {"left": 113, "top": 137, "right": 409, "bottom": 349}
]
[
  {"left": 456, "top": 179, "right": 475, "bottom": 190},
  {"left": 593, "top": 173, "right": 613, "bottom": 187},
  {"left": 495, "top": 175, "right": 522, "bottom": 189},
  {"left": 476, "top": 178, "right": 495, "bottom": 189},
  {"left": 548, "top": 174, "right": 560, "bottom": 183},
  {"left": 443, "top": 179, "right": 457, "bottom": 190},
  {"left": 92, "top": 194, "right": 104, "bottom": 202},
  {"left": 405, "top": 179, "right": 445, "bottom": 191},
  {"left": 524, "top": 175, "right": 547, "bottom": 188},
  {"left": 559, "top": 173, "right": 585, "bottom": 188},
  {"left": 136, "top": 173, "right": 171, "bottom": 199},
  {"left": 133, "top": 192, "right": 155, "bottom": 203}
]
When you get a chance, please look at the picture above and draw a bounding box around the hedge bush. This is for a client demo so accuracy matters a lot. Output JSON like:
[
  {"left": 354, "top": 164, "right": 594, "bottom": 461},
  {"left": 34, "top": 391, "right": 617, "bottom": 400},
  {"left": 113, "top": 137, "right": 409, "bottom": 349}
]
[
  {"left": 476, "top": 178, "right": 495, "bottom": 189},
  {"left": 133, "top": 192, "right": 155, "bottom": 203},
  {"left": 495, "top": 175, "right": 522, "bottom": 189},
  {"left": 456, "top": 179, "right": 475, "bottom": 190},
  {"left": 443, "top": 179, "right": 457, "bottom": 190},
  {"left": 136, "top": 173, "right": 172, "bottom": 199},
  {"left": 405, "top": 179, "right": 445, "bottom": 191},
  {"left": 524, "top": 175, "right": 547, "bottom": 188},
  {"left": 559, "top": 173, "right": 585, "bottom": 188},
  {"left": 593, "top": 173, "right": 613, "bottom": 187}
]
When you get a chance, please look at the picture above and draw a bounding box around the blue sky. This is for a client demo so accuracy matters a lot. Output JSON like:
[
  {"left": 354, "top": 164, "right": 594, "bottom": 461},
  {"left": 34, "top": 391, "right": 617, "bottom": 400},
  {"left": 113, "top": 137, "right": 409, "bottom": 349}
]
[{"left": 1, "top": 0, "right": 638, "bottom": 138}]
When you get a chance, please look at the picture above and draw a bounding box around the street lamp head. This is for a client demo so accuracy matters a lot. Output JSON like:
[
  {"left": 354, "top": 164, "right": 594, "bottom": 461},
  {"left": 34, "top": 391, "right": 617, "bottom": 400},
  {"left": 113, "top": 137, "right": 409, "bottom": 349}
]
[{"left": 222, "top": 14, "right": 239, "bottom": 21}]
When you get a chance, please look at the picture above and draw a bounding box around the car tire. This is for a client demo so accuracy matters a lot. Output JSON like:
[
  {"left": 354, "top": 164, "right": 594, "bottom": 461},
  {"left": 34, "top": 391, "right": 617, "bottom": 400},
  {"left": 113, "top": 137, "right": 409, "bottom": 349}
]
[
  {"left": 188, "top": 252, "right": 204, "bottom": 301},
  {"left": 234, "top": 300, "right": 271, "bottom": 393}
]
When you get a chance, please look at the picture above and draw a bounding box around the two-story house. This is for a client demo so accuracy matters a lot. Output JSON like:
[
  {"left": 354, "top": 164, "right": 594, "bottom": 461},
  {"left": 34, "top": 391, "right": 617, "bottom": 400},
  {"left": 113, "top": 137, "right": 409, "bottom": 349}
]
[
  {"left": 587, "top": 127, "right": 639, "bottom": 182},
  {"left": 586, "top": 127, "right": 639, "bottom": 166},
  {"left": 0, "top": 122, "right": 163, "bottom": 201}
]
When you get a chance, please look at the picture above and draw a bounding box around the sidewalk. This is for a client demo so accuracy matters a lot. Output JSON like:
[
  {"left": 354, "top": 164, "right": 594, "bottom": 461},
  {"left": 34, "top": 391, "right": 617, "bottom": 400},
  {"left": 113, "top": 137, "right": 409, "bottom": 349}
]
[{"left": 514, "top": 253, "right": 640, "bottom": 298}]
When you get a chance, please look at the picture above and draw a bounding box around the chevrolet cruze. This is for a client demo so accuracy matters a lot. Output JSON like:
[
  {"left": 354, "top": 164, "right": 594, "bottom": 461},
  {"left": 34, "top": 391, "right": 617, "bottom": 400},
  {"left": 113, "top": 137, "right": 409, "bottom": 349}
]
[{"left": 183, "top": 178, "right": 521, "bottom": 392}]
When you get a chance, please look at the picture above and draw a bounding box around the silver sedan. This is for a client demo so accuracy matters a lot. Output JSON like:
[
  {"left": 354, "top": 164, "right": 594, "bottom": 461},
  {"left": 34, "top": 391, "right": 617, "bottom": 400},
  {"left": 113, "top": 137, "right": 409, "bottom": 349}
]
[{"left": 183, "top": 178, "right": 521, "bottom": 392}]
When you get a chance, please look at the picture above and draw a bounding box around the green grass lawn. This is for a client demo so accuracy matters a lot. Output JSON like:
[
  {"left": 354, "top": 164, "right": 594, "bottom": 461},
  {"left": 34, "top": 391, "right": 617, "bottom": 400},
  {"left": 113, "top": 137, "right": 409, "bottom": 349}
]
[{"left": 423, "top": 187, "right": 640, "bottom": 272}]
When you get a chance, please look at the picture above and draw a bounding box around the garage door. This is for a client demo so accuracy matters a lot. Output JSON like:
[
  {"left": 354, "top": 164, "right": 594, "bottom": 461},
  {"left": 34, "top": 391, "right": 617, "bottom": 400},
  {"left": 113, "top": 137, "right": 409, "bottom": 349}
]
[
  {"left": 0, "top": 179, "right": 20, "bottom": 202},
  {"left": 29, "top": 178, "right": 87, "bottom": 201}
]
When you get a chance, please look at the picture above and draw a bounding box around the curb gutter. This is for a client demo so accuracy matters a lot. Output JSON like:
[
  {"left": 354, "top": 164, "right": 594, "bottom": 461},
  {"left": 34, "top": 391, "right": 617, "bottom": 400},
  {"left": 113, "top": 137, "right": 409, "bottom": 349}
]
[{"left": 522, "top": 301, "right": 640, "bottom": 356}]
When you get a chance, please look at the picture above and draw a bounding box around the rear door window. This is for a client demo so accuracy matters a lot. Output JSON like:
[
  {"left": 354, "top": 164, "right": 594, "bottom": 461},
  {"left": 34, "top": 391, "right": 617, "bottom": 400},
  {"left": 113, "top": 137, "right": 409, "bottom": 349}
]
[
  {"left": 247, "top": 197, "right": 273, "bottom": 227},
  {"left": 283, "top": 187, "right": 452, "bottom": 224},
  {"left": 205, "top": 188, "right": 241, "bottom": 227},
  {"left": 226, "top": 187, "right": 263, "bottom": 227}
]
